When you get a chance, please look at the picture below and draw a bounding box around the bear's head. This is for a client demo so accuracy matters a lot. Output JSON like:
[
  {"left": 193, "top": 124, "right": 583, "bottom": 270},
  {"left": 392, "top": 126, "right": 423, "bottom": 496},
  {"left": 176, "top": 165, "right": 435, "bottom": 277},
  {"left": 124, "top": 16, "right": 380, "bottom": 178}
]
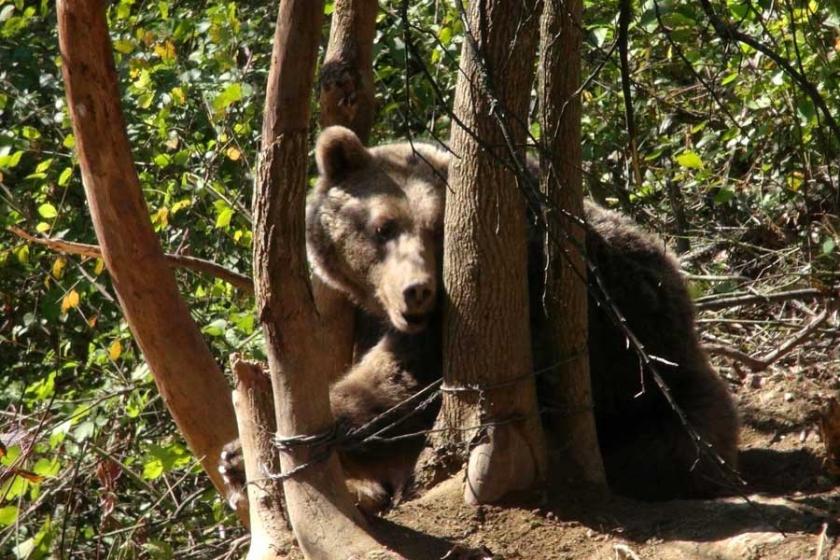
[{"left": 307, "top": 126, "right": 449, "bottom": 334}]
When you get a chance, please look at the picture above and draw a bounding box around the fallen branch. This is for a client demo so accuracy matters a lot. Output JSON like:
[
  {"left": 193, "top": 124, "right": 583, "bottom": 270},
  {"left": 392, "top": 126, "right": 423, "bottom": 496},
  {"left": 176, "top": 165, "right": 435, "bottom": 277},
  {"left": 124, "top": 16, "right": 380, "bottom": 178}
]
[
  {"left": 705, "top": 309, "right": 829, "bottom": 372},
  {"left": 8, "top": 225, "right": 253, "bottom": 293},
  {"left": 703, "top": 343, "right": 766, "bottom": 371},
  {"left": 694, "top": 288, "right": 834, "bottom": 311}
]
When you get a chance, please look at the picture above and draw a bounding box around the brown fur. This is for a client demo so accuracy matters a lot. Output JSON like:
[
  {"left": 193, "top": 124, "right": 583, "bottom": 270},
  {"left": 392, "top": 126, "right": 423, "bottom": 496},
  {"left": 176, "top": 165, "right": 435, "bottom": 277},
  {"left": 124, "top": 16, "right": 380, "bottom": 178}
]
[{"left": 222, "top": 126, "right": 739, "bottom": 512}]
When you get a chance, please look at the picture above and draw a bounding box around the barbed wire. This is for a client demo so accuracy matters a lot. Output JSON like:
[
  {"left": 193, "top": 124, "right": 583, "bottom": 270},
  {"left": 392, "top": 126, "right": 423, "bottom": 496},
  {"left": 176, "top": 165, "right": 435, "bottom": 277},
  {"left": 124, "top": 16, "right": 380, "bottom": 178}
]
[{"left": 253, "top": 2, "right": 834, "bottom": 535}]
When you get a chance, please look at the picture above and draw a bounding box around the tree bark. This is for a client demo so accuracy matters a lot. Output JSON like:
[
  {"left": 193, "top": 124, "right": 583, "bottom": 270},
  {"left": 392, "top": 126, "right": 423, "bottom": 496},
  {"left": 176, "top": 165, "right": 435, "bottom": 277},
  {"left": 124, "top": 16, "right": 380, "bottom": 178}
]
[
  {"left": 319, "top": 0, "right": 378, "bottom": 143},
  {"left": 252, "top": 1, "right": 389, "bottom": 557},
  {"left": 314, "top": 0, "right": 380, "bottom": 384},
  {"left": 438, "top": 0, "right": 547, "bottom": 505},
  {"left": 537, "top": 0, "right": 608, "bottom": 492},
  {"left": 56, "top": 0, "right": 242, "bottom": 518},
  {"left": 230, "top": 357, "right": 294, "bottom": 560}
]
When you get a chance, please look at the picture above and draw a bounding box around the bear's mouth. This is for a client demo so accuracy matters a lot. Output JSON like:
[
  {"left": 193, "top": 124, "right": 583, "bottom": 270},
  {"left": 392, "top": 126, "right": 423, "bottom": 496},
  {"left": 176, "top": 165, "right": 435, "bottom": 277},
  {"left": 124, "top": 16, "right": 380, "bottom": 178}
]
[
  {"left": 392, "top": 311, "right": 429, "bottom": 333},
  {"left": 403, "top": 313, "right": 427, "bottom": 327}
]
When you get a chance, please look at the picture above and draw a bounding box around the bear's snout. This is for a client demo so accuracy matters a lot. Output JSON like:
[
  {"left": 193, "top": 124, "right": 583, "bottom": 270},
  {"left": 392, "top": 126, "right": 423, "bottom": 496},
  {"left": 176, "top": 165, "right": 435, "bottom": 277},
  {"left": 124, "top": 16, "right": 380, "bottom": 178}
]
[{"left": 403, "top": 281, "right": 434, "bottom": 312}]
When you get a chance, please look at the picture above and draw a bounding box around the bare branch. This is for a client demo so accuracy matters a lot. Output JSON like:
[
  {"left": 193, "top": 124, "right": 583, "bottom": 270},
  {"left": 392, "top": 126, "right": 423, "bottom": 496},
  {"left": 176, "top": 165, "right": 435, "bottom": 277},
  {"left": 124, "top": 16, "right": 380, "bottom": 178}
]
[
  {"left": 705, "top": 308, "right": 829, "bottom": 372},
  {"left": 695, "top": 288, "right": 836, "bottom": 311},
  {"left": 8, "top": 226, "right": 253, "bottom": 293}
]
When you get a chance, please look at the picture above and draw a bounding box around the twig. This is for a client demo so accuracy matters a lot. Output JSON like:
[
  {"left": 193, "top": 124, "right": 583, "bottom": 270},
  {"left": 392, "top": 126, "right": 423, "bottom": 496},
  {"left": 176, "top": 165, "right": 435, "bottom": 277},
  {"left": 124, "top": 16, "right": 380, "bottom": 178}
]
[
  {"left": 8, "top": 226, "right": 253, "bottom": 293},
  {"left": 682, "top": 273, "right": 748, "bottom": 282},
  {"left": 703, "top": 343, "right": 766, "bottom": 371},
  {"left": 814, "top": 522, "right": 829, "bottom": 560},
  {"left": 678, "top": 240, "right": 727, "bottom": 265},
  {"left": 694, "top": 287, "right": 834, "bottom": 310},
  {"left": 707, "top": 309, "right": 829, "bottom": 372},
  {"left": 618, "top": 0, "right": 642, "bottom": 189},
  {"left": 759, "top": 307, "right": 830, "bottom": 367}
]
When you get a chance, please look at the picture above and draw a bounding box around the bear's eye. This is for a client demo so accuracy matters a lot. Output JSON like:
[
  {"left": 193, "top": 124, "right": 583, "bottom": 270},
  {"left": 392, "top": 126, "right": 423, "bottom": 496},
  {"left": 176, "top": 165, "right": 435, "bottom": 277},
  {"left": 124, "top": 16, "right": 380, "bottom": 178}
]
[{"left": 373, "top": 220, "right": 399, "bottom": 243}]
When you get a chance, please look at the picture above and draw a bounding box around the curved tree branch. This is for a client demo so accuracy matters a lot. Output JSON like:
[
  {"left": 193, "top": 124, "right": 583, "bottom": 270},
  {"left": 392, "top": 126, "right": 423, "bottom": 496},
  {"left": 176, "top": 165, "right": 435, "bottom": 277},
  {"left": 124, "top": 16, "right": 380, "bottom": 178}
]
[{"left": 56, "top": 0, "right": 243, "bottom": 522}]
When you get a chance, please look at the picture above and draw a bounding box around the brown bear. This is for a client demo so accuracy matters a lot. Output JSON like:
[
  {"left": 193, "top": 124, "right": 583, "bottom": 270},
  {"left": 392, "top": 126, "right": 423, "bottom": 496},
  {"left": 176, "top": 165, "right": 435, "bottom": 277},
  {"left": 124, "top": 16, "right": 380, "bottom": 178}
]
[{"left": 221, "top": 126, "right": 739, "bottom": 512}]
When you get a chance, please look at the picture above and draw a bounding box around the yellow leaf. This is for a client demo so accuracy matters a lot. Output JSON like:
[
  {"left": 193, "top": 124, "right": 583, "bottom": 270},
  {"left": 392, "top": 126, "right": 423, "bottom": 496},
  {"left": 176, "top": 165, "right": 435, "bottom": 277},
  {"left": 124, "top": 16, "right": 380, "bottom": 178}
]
[
  {"left": 51, "top": 257, "right": 66, "bottom": 279},
  {"left": 141, "top": 30, "right": 155, "bottom": 46},
  {"left": 61, "top": 290, "right": 80, "bottom": 313},
  {"left": 171, "top": 86, "right": 186, "bottom": 105},
  {"left": 225, "top": 146, "right": 241, "bottom": 161},
  {"left": 108, "top": 340, "right": 122, "bottom": 361},
  {"left": 154, "top": 40, "right": 176, "bottom": 62},
  {"left": 94, "top": 259, "right": 105, "bottom": 275},
  {"left": 171, "top": 199, "right": 191, "bottom": 214},
  {"left": 87, "top": 315, "right": 98, "bottom": 328},
  {"left": 152, "top": 207, "right": 169, "bottom": 227}
]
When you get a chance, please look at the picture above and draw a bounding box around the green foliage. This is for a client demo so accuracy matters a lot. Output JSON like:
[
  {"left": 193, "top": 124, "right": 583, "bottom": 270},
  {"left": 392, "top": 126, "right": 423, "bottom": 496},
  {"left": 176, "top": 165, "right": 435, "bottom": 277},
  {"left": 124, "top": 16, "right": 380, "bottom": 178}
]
[
  {"left": 1, "top": 0, "right": 838, "bottom": 557},
  {"left": 0, "top": 0, "right": 274, "bottom": 555}
]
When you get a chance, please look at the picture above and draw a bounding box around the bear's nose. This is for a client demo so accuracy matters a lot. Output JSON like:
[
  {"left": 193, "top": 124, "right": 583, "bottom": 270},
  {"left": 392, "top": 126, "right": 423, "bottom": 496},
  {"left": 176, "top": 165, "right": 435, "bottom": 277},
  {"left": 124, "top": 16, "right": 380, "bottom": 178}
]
[{"left": 403, "top": 282, "right": 434, "bottom": 310}]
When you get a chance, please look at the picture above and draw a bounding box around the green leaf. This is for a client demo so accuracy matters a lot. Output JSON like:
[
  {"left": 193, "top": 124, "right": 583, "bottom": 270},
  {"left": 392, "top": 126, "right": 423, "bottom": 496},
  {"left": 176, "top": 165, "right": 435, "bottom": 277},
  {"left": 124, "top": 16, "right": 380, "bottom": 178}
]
[
  {"left": 202, "top": 318, "right": 227, "bottom": 337},
  {"left": 38, "top": 203, "right": 57, "bottom": 218},
  {"left": 153, "top": 153, "right": 171, "bottom": 168},
  {"left": 0, "top": 506, "right": 18, "bottom": 527},
  {"left": 32, "top": 458, "right": 61, "bottom": 478},
  {"left": 22, "top": 126, "right": 41, "bottom": 140},
  {"left": 212, "top": 82, "right": 250, "bottom": 112},
  {"left": 822, "top": 237, "right": 836, "bottom": 255},
  {"left": 713, "top": 187, "right": 735, "bottom": 205},
  {"left": 34, "top": 158, "right": 52, "bottom": 173},
  {"left": 675, "top": 151, "right": 703, "bottom": 170},
  {"left": 215, "top": 206, "right": 233, "bottom": 229},
  {"left": 113, "top": 39, "right": 135, "bottom": 54},
  {"left": 58, "top": 167, "right": 72, "bottom": 186},
  {"left": 0, "top": 150, "right": 23, "bottom": 169},
  {"left": 73, "top": 420, "right": 95, "bottom": 441}
]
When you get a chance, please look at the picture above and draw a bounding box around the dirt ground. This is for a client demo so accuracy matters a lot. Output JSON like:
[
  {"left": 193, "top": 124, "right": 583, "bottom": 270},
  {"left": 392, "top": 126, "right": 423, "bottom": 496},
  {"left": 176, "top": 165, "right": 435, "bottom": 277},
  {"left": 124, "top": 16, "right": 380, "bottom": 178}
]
[{"left": 264, "top": 302, "right": 840, "bottom": 560}]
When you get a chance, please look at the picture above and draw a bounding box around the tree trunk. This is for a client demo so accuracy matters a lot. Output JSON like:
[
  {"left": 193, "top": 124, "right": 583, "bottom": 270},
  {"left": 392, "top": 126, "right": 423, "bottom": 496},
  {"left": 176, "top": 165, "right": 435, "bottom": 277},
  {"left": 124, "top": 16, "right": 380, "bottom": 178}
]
[
  {"left": 56, "top": 0, "right": 243, "bottom": 520},
  {"left": 230, "top": 356, "right": 294, "bottom": 559},
  {"left": 251, "top": 1, "right": 389, "bottom": 557},
  {"left": 319, "top": 0, "right": 378, "bottom": 143},
  {"left": 314, "top": 0, "right": 380, "bottom": 385},
  {"left": 438, "top": 0, "right": 547, "bottom": 505},
  {"left": 537, "top": 0, "right": 608, "bottom": 492}
]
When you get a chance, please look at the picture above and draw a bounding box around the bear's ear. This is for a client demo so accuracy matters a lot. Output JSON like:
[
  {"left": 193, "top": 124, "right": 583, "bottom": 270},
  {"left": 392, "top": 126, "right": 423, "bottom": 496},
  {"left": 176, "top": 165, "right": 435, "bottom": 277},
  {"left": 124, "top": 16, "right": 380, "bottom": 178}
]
[{"left": 316, "top": 126, "right": 371, "bottom": 180}]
